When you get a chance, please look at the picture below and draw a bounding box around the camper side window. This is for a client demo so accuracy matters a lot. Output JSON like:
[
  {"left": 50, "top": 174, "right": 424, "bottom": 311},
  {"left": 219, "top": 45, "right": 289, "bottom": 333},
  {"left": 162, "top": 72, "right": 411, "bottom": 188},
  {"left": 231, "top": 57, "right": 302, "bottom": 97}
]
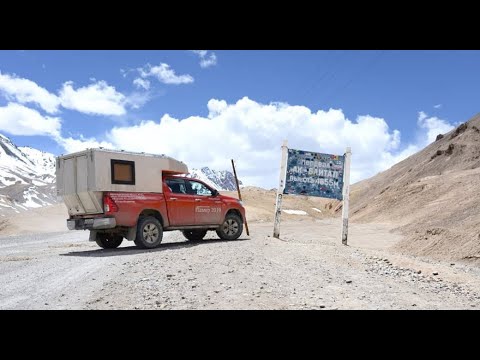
[{"left": 111, "top": 160, "right": 135, "bottom": 185}]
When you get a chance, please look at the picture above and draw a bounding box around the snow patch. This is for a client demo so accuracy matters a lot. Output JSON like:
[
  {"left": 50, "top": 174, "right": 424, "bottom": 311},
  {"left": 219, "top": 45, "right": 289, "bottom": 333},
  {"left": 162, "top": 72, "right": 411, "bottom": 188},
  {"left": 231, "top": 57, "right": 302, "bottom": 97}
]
[
  {"left": 283, "top": 209, "right": 308, "bottom": 215},
  {"left": 312, "top": 208, "right": 322, "bottom": 213}
]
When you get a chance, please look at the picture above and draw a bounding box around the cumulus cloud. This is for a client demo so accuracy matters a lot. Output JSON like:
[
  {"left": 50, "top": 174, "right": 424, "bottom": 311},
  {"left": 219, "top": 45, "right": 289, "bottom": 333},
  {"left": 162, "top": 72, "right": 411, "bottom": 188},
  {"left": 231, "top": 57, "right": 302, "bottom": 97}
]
[
  {"left": 138, "top": 63, "right": 194, "bottom": 85},
  {"left": 0, "top": 103, "right": 61, "bottom": 136},
  {"left": 0, "top": 72, "right": 60, "bottom": 114},
  {"left": 72, "top": 96, "right": 443, "bottom": 188},
  {"left": 434, "top": 104, "right": 442, "bottom": 109},
  {"left": 417, "top": 111, "right": 454, "bottom": 145},
  {"left": 191, "top": 50, "right": 217, "bottom": 68},
  {"left": 54, "top": 134, "right": 114, "bottom": 154},
  {"left": 59, "top": 80, "right": 127, "bottom": 116},
  {"left": 133, "top": 78, "right": 150, "bottom": 90}
]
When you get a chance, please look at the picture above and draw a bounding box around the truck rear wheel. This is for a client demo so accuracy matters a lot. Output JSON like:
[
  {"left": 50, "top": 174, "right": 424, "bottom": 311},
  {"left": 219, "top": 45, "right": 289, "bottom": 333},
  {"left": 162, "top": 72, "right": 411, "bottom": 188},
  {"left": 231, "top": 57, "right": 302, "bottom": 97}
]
[
  {"left": 96, "top": 234, "right": 123, "bottom": 249},
  {"left": 182, "top": 230, "right": 207, "bottom": 241},
  {"left": 135, "top": 216, "right": 163, "bottom": 249},
  {"left": 216, "top": 213, "right": 243, "bottom": 240}
]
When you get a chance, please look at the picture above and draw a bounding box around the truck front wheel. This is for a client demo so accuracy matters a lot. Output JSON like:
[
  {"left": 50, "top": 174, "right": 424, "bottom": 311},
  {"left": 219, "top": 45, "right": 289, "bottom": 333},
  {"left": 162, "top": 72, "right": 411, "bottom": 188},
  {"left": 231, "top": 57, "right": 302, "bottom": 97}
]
[
  {"left": 135, "top": 216, "right": 163, "bottom": 249},
  {"left": 216, "top": 213, "right": 243, "bottom": 240},
  {"left": 182, "top": 230, "right": 207, "bottom": 241},
  {"left": 96, "top": 234, "right": 123, "bottom": 249}
]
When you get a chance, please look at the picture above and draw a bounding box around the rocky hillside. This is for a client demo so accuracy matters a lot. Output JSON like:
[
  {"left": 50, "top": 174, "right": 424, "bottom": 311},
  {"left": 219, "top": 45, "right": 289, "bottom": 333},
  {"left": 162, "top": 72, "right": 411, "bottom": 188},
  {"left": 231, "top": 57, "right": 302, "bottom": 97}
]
[{"left": 350, "top": 113, "right": 480, "bottom": 261}]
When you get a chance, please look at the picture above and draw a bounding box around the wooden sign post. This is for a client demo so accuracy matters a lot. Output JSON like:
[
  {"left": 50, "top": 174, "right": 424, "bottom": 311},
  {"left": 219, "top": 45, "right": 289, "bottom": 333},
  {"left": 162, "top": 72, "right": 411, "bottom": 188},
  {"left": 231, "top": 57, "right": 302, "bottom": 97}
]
[
  {"left": 341, "top": 147, "right": 352, "bottom": 245},
  {"left": 231, "top": 159, "right": 249, "bottom": 236},
  {"left": 273, "top": 140, "right": 288, "bottom": 239}
]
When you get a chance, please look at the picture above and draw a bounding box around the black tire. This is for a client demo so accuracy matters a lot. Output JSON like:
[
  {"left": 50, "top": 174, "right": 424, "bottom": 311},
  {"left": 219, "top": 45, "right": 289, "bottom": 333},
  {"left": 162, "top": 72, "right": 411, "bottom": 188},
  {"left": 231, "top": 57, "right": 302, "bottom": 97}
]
[
  {"left": 95, "top": 234, "right": 123, "bottom": 249},
  {"left": 216, "top": 213, "right": 243, "bottom": 240},
  {"left": 182, "top": 229, "right": 207, "bottom": 241},
  {"left": 135, "top": 216, "right": 163, "bottom": 249}
]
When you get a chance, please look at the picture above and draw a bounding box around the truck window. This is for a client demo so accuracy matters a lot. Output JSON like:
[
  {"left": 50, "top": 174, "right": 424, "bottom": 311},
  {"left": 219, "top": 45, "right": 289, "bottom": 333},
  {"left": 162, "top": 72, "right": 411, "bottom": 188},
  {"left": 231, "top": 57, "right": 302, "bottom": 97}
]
[
  {"left": 187, "top": 180, "right": 213, "bottom": 196},
  {"left": 166, "top": 179, "right": 187, "bottom": 194},
  {"left": 111, "top": 159, "right": 135, "bottom": 185}
]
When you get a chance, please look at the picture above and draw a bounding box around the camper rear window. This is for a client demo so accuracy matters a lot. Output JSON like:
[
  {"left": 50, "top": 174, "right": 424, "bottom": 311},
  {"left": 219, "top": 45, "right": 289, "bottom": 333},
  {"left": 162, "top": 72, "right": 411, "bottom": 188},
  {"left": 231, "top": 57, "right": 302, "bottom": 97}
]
[{"left": 111, "top": 160, "right": 135, "bottom": 185}]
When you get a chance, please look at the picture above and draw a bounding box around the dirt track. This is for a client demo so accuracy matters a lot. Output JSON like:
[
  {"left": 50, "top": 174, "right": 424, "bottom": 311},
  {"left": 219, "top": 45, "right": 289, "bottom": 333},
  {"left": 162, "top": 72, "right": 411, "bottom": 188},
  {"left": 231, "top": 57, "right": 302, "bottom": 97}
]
[{"left": 2, "top": 219, "right": 480, "bottom": 310}]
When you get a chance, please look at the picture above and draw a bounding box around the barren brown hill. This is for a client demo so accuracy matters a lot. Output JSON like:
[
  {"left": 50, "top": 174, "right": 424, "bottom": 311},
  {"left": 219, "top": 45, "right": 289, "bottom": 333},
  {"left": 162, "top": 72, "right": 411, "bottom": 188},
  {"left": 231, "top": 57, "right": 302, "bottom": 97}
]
[{"left": 350, "top": 113, "right": 480, "bottom": 262}]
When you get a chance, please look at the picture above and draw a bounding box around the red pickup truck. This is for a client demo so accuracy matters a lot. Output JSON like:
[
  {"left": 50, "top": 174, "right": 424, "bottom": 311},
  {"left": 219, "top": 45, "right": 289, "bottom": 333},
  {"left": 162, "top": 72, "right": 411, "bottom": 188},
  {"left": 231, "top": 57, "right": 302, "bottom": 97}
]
[
  {"left": 57, "top": 149, "right": 246, "bottom": 249},
  {"left": 73, "top": 175, "right": 246, "bottom": 249}
]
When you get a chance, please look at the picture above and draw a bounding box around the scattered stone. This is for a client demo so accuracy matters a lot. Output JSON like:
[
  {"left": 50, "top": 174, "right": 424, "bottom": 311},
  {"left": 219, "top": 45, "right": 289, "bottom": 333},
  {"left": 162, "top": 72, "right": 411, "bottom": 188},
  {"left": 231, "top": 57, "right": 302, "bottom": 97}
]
[
  {"left": 346, "top": 280, "right": 352, "bottom": 284},
  {"left": 319, "top": 305, "right": 326, "bottom": 309},
  {"left": 412, "top": 304, "right": 417, "bottom": 307},
  {"left": 417, "top": 270, "right": 422, "bottom": 274},
  {"left": 450, "top": 263, "right": 455, "bottom": 266},
  {"left": 166, "top": 274, "right": 174, "bottom": 278},
  {"left": 433, "top": 272, "right": 439, "bottom": 276}
]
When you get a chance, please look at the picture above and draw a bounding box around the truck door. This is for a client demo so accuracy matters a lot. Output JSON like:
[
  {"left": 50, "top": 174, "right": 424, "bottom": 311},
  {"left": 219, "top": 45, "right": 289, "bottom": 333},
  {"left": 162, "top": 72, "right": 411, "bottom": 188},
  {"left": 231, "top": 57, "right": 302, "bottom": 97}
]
[
  {"left": 185, "top": 180, "right": 223, "bottom": 225},
  {"left": 164, "top": 179, "right": 195, "bottom": 226}
]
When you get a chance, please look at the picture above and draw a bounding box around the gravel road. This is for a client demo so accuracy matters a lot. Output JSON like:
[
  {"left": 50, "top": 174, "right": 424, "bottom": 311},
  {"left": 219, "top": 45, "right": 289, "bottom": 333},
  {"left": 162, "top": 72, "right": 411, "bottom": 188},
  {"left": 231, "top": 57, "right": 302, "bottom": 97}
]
[{"left": 1, "top": 219, "right": 480, "bottom": 310}]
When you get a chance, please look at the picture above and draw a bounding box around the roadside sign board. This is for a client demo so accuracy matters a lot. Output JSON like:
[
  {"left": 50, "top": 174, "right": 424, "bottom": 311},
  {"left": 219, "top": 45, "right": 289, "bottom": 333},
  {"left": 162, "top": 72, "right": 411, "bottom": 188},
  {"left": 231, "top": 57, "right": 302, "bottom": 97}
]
[{"left": 283, "top": 148, "right": 345, "bottom": 200}]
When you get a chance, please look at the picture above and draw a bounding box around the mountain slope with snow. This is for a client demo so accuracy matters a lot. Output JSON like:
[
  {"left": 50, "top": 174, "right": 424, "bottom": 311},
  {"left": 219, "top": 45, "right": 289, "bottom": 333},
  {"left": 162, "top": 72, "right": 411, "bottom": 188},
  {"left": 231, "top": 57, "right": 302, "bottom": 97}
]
[
  {"left": 0, "top": 134, "right": 57, "bottom": 215},
  {"left": 188, "top": 167, "right": 242, "bottom": 191}
]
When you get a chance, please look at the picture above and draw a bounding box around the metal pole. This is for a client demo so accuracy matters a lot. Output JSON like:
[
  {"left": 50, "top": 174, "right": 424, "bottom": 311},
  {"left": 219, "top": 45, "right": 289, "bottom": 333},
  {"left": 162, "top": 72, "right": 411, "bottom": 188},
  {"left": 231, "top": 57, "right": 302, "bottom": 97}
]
[
  {"left": 341, "top": 147, "right": 352, "bottom": 245},
  {"left": 273, "top": 140, "right": 288, "bottom": 239},
  {"left": 231, "top": 159, "right": 249, "bottom": 236}
]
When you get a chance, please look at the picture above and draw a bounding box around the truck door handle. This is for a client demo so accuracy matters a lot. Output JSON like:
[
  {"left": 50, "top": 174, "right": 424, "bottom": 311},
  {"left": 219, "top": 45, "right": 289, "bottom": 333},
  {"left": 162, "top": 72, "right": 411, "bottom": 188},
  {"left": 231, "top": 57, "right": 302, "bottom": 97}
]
[
  {"left": 170, "top": 197, "right": 177, "bottom": 201},
  {"left": 195, "top": 199, "right": 202, "bottom": 202}
]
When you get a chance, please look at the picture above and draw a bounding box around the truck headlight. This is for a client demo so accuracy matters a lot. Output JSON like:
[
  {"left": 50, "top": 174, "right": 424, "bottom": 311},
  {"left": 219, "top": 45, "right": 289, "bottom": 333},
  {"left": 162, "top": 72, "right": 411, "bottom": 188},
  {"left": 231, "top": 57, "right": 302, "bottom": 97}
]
[{"left": 238, "top": 200, "right": 244, "bottom": 206}]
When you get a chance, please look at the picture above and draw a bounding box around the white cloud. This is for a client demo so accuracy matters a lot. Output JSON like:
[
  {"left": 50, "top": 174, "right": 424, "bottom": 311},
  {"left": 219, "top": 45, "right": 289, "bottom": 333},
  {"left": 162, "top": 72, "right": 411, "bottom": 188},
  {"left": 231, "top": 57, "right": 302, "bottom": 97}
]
[
  {"left": 0, "top": 103, "right": 61, "bottom": 136},
  {"left": 192, "top": 50, "right": 217, "bottom": 68},
  {"left": 59, "top": 80, "right": 127, "bottom": 116},
  {"left": 417, "top": 111, "right": 454, "bottom": 145},
  {"left": 94, "top": 97, "right": 438, "bottom": 188},
  {"left": 54, "top": 134, "right": 114, "bottom": 154},
  {"left": 133, "top": 78, "right": 150, "bottom": 90},
  {"left": 138, "top": 63, "right": 194, "bottom": 85},
  {"left": 0, "top": 72, "right": 60, "bottom": 114},
  {"left": 434, "top": 104, "right": 442, "bottom": 109}
]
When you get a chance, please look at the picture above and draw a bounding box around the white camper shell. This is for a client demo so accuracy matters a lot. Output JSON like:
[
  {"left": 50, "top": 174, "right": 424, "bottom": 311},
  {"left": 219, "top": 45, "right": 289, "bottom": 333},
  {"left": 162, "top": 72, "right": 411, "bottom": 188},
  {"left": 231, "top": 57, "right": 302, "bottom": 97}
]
[{"left": 56, "top": 148, "right": 188, "bottom": 216}]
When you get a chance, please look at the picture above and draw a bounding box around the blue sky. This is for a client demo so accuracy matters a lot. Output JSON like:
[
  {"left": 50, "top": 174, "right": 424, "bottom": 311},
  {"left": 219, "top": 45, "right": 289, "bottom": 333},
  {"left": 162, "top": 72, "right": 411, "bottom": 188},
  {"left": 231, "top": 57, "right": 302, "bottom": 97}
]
[{"left": 0, "top": 50, "right": 478, "bottom": 187}]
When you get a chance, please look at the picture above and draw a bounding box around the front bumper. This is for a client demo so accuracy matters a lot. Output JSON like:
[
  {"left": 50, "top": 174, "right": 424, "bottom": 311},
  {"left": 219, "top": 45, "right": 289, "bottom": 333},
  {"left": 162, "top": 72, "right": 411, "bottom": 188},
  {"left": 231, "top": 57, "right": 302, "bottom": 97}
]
[{"left": 67, "top": 217, "right": 116, "bottom": 230}]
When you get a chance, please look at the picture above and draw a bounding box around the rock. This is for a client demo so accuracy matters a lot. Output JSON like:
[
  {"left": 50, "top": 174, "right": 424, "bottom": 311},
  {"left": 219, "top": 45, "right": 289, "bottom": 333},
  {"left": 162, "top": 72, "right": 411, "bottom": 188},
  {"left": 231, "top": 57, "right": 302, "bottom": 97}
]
[
  {"left": 319, "top": 305, "right": 326, "bottom": 309},
  {"left": 450, "top": 263, "right": 455, "bottom": 266},
  {"left": 435, "top": 134, "right": 444, "bottom": 141},
  {"left": 346, "top": 280, "right": 352, "bottom": 284},
  {"left": 417, "top": 270, "right": 422, "bottom": 274},
  {"left": 433, "top": 272, "right": 439, "bottom": 276}
]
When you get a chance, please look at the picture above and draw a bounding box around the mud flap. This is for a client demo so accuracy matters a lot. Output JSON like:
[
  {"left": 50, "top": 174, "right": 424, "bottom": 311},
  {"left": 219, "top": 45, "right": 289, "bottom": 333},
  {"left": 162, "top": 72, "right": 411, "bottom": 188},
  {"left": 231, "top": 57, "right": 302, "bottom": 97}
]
[
  {"left": 126, "top": 226, "right": 136, "bottom": 241},
  {"left": 89, "top": 230, "right": 98, "bottom": 242}
]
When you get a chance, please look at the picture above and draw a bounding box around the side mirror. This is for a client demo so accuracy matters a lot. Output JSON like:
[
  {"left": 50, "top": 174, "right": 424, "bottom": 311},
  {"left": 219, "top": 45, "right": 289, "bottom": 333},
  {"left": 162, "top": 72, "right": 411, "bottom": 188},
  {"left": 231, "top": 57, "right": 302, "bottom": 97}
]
[{"left": 212, "top": 189, "right": 219, "bottom": 196}]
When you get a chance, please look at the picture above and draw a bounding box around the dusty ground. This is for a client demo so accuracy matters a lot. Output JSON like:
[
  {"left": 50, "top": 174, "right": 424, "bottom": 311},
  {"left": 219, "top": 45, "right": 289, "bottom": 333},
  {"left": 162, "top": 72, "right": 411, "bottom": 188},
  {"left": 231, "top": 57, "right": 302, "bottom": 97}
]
[{"left": 2, "top": 218, "right": 480, "bottom": 310}]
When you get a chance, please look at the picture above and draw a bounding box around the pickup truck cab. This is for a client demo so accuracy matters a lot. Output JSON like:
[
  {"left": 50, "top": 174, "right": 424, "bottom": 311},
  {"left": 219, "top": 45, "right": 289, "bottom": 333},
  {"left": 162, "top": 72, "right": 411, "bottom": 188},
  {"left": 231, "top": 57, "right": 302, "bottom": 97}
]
[{"left": 57, "top": 149, "right": 246, "bottom": 249}]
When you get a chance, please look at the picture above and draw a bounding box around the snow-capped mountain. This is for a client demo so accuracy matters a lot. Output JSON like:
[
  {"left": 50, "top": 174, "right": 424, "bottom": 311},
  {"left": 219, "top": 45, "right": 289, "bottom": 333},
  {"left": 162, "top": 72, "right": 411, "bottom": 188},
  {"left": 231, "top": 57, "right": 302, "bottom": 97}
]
[
  {"left": 0, "top": 133, "right": 242, "bottom": 215},
  {"left": 188, "top": 167, "right": 242, "bottom": 191},
  {"left": 0, "top": 134, "right": 56, "bottom": 215}
]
